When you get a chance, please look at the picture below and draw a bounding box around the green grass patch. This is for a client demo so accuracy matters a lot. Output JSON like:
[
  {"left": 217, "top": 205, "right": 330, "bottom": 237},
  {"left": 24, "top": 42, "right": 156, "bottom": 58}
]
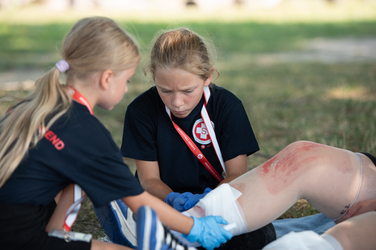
[{"left": 1, "top": 21, "right": 376, "bottom": 71}]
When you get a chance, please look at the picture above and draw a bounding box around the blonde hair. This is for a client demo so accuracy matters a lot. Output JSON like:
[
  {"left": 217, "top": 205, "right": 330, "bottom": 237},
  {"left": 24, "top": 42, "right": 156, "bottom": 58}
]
[
  {"left": 0, "top": 16, "right": 140, "bottom": 187},
  {"left": 145, "top": 27, "right": 218, "bottom": 81}
]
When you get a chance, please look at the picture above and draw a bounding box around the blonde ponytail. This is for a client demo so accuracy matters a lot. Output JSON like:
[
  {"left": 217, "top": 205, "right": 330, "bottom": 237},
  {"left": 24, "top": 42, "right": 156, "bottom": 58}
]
[{"left": 0, "top": 67, "right": 71, "bottom": 187}]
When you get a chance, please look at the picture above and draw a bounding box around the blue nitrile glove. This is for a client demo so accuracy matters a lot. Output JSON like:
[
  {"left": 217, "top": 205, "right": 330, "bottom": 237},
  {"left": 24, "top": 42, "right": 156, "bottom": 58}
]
[
  {"left": 165, "top": 188, "right": 213, "bottom": 212},
  {"left": 183, "top": 187, "right": 212, "bottom": 210},
  {"left": 164, "top": 192, "right": 192, "bottom": 212},
  {"left": 183, "top": 216, "right": 233, "bottom": 250}
]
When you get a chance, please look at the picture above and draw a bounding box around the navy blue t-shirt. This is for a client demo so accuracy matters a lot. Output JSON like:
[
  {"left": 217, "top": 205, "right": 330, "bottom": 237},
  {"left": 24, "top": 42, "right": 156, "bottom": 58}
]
[
  {"left": 121, "top": 84, "right": 259, "bottom": 193},
  {"left": 0, "top": 101, "right": 144, "bottom": 208}
]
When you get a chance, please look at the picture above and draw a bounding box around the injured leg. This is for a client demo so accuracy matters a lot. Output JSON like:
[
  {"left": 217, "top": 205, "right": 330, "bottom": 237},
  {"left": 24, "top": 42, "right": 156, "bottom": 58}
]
[
  {"left": 233, "top": 141, "right": 368, "bottom": 232},
  {"left": 189, "top": 141, "right": 369, "bottom": 235},
  {"left": 174, "top": 141, "right": 374, "bottom": 247}
]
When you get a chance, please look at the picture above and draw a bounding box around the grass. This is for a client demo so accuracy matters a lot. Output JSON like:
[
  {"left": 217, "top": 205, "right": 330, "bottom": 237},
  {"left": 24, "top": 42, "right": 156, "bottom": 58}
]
[
  {"left": 1, "top": 21, "right": 376, "bottom": 70},
  {"left": 1, "top": 0, "right": 376, "bottom": 240}
]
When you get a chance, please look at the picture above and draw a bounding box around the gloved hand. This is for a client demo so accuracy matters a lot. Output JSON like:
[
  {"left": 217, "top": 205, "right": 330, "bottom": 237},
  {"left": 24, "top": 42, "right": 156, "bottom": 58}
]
[
  {"left": 164, "top": 192, "right": 191, "bottom": 211},
  {"left": 183, "top": 188, "right": 212, "bottom": 210},
  {"left": 165, "top": 188, "right": 212, "bottom": 212},
  {"left": 183, "top": 216, "right": 233, "bottom": 250}
]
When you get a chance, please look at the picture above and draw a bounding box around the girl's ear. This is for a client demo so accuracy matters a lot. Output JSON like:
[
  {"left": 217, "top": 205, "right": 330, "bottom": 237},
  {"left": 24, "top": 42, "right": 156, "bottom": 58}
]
[
  {"left": 204, "top": 72, "right": 214, "bottom": 86},
  {"left": 100, "top": 70, "right": 114, "bottom": 90}
]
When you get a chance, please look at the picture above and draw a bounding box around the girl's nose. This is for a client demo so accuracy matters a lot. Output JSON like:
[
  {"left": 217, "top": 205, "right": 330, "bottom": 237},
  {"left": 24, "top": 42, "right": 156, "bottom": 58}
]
[{"left": 172, "top": 93, "right": 183, "bottom": 108}]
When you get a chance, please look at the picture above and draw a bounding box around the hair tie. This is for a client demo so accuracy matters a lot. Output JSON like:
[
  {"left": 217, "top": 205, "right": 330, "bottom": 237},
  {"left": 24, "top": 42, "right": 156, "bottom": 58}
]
[{"left": 55, "top": 60, "right": 69, "bottom": 73}]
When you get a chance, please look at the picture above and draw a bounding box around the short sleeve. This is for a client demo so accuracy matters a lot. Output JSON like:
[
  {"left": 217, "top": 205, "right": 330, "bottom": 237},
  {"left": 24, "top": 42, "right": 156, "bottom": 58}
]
[{"left": 121, "top": 90, "right": 160, "bottom": 161}]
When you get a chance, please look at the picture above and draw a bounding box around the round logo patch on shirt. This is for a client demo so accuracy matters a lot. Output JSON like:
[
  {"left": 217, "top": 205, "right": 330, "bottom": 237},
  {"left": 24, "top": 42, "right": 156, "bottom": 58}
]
[{"left": 192, "top": 118, "right": 214, "bottom": 145}]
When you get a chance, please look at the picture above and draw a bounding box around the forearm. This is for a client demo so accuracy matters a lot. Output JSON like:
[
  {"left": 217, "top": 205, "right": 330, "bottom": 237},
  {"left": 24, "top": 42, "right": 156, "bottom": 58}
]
[
  {"left": 220, "top": 154, "right": 248, "bottom": 186},
  {"left": 141, "top": 178, "right": 173, "bottom": 201},
  {"left": 122, "top": 191, "right": 193, "bottom": 235},
  {"left": 136, "top": 159, "right": 173, "bottom": 201}
]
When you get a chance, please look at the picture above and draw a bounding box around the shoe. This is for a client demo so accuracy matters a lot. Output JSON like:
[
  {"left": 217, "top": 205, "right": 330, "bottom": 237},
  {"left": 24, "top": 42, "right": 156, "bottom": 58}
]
[
  {"left": 94, "top": 199, "right": 137, "bottom": 248},
  {"left": 136, "top": 206, "right": 197, "bottom": 250}
]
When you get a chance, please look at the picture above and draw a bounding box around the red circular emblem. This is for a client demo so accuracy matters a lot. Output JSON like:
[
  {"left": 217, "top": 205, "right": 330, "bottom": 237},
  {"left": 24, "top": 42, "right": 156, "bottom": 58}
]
[{"left": 192, "top": 118, "right": 214, "bottom": 145}]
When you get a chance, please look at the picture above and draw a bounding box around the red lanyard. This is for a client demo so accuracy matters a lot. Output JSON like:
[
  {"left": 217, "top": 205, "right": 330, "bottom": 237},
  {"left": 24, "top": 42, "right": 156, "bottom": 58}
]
[
  {"left": 63, "top": 87, "right": 92, "bottom": 232},
  {"left": 167, "top": 113, "right": 223, "bottom": 182},
  {"left": 165, "top": 86, "right": 226, "bottom": 182},
  {"left": 68, "top": 87, "right": 94, "bottom": 115}
]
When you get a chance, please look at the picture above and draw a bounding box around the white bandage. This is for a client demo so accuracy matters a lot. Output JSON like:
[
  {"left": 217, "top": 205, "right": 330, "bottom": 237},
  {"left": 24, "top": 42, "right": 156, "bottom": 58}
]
[{"left": 196, "top": 183, "right": 247, "bottom": 236}]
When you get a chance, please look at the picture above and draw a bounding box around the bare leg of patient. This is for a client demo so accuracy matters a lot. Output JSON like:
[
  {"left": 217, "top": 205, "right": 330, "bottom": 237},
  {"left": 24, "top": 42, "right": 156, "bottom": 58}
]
[
  {"left": 325, "top": 211, "right": 376, "bottom": 250},
  {"left": 188, "top": 141, "right": 376, "bottom": 235}
]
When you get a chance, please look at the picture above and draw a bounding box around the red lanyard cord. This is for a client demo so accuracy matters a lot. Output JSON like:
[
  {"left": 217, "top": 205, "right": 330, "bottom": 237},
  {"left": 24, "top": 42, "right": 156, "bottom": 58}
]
[
  {"left": 165, "top": 86, "right": 226, "bottom": 182},
  {"left": 167, "top": 109, "right": 223, "bottom": 182},
  {"left": 63, "top": 87, "right": 92, "bottom": 232},
  {"left": 68, "top": 87, "right": 94, "bottom": 115}
]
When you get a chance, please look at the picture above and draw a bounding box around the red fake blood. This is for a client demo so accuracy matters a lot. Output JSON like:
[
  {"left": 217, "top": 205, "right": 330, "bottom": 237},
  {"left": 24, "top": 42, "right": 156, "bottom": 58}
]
[{"left": 258, "top": 141, "right": 325, "bottom": 195}]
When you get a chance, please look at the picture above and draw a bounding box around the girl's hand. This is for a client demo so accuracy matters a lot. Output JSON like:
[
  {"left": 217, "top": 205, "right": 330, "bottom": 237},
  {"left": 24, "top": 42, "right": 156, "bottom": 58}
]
[
  {"left": 165, "top": 192, "right": 191, "bottom": 211},
  {"left": 183, "top": 216, "right": 232, "bottom": 250},
  {"left": 183, "top": 188, "right": 212, "bottom": 210},
  {"left": 343, "top": 199, "right": 376, "bottom": 220},
  {"left": 165, "top": 188, "right": 212, "bottom": 212}
]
